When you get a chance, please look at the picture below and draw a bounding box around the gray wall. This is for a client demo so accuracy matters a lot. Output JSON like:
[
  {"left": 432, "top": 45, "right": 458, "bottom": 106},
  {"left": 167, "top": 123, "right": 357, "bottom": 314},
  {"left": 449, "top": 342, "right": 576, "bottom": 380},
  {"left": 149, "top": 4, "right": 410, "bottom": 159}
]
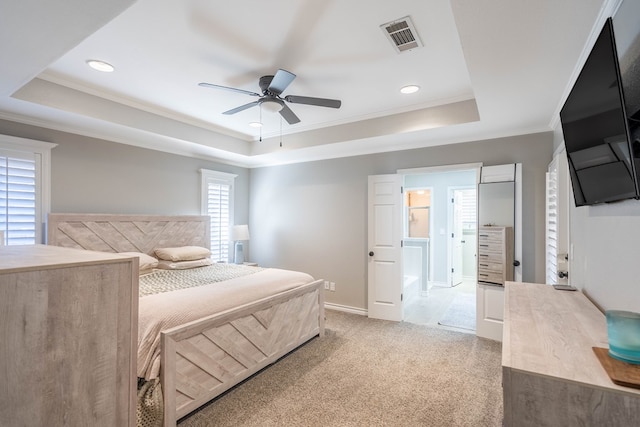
[
  {"left": 250, "top": 132, "right": 553, "bottom": 311},
  {"left": 0, "top": 119, "right": 250, "bottom": 225},
  {"left": 1, "top": 119, "right": 553, "bottom": 312},
  {"left": 549, "top": 1, "right": 640, "bottom": 312}
]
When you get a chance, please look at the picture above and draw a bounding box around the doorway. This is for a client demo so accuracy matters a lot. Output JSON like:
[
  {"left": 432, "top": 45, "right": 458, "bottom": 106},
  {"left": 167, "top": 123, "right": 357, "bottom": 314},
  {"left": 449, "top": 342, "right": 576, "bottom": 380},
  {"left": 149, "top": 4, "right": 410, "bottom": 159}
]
[{"left": 400, "top": 165, "right": 480, "bottom": 332}]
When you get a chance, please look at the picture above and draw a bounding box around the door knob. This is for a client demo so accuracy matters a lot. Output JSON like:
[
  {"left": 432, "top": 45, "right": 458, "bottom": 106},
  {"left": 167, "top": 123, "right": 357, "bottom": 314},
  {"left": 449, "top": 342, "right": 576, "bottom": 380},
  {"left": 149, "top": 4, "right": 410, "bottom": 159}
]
[
  {"left": 558, "top": 271, "right": 568, "bottom": 279},
  {"left": 369, "top": 251, "right": 374, "bottom": 257}
]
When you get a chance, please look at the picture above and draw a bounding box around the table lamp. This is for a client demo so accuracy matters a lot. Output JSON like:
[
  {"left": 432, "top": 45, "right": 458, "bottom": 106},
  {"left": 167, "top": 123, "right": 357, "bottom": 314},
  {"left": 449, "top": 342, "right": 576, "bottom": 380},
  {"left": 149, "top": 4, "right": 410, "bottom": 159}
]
[{"left": 231, "top": 225, "right": 250, "bottom": 264}]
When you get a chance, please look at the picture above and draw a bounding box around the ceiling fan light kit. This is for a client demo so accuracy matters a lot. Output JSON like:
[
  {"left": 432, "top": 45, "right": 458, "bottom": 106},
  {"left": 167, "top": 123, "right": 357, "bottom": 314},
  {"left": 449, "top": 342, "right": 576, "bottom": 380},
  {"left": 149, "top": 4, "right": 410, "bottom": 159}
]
[
  {"left": 261, "top": 98, "right": 284, "bottom": 113},
  {"left": 199, "top": 69, "right": 341, "bottom": 125}
]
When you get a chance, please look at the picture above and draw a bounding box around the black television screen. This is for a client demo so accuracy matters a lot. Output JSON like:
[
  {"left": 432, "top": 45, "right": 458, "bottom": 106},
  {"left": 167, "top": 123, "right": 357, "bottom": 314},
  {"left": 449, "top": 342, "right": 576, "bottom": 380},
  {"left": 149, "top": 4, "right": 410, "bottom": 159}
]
[{"left": 560, "top": 18, "right": 639, "bottom": 206}]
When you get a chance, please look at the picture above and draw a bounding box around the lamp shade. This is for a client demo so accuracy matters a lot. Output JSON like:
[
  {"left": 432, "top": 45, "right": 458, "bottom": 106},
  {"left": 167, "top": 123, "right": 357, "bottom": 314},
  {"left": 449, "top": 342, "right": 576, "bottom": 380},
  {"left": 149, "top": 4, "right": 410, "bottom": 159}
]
[{"left": 231, "top": 224, "right": 250, "bottom": 241}]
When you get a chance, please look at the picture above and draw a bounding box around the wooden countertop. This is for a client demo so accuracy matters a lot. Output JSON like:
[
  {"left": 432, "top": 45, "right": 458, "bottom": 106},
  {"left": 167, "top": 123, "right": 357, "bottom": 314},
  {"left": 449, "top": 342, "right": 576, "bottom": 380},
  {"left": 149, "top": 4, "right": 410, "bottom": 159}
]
[
  {"left": 0, "top": 244, "right": 136, "bottom": 273},
  {"left": 502, "top": 281, "right": 640, "bottom": 396}
]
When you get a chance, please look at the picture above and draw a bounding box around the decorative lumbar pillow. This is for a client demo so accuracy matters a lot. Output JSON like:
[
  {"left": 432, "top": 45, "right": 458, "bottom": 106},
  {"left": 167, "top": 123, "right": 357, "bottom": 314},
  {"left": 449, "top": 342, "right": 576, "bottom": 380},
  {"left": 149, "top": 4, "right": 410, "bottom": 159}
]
[
  {"left": 119, "top": 252, "right": 159, "bottom": 272},
  {"left": 154, "top": 246, "right": 211, "bottom": 261},
  {"left": 156, "top": 258, "right": 213, "bottom": 270}
]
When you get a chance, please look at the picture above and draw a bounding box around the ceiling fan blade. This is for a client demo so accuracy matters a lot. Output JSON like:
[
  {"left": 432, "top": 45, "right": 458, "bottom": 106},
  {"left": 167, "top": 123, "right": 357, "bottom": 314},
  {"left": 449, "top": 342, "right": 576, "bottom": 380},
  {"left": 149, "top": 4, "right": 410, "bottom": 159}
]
[
  {"left": 198, "top": 82, "right": 260, "bottom": 97},
  {"left": 279, "top": 103, "right": 301, "bottom": 124},
  {"left": 284, "top": 95, "right": 341, "bottom": 109},
  {"left": 268, "top": 69, "right": 296, "bottom": 95},
  {"left": 223, "top": 100, "right": 260, "bottom": 115}
]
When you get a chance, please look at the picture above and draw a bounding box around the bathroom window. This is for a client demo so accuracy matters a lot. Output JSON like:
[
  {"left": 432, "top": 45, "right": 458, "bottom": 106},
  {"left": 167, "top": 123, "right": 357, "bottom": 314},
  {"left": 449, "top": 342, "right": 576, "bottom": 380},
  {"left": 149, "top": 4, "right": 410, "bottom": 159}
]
[{"left": 406, "top": 189, "right": 431, "bottom": 239}]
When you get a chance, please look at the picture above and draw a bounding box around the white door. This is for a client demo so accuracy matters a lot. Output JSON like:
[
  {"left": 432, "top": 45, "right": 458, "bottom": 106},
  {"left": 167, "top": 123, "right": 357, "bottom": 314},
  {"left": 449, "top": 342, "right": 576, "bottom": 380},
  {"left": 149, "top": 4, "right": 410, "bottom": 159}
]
[
  {"left": 367, "top": 174, "right": 403, "bottom": 321},
  {"left": 450, "top": 190, "right": 464, "bottom": 287},
  {"left": 476, "top": 164, "right": 521, "bottom": 342}
]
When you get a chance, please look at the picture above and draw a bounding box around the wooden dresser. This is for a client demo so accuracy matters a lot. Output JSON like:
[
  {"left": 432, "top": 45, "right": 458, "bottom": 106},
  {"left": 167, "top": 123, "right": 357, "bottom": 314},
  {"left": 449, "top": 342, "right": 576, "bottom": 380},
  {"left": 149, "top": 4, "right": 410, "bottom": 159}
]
[
  {"left": 477, "top": 226, "right": 513, "bottom": 285},
  {"left": 0, "top": 245, "right": 138, "bottom": 427},
  {"left": 502, "top": 281, "right": 640, "bottom": 426}
]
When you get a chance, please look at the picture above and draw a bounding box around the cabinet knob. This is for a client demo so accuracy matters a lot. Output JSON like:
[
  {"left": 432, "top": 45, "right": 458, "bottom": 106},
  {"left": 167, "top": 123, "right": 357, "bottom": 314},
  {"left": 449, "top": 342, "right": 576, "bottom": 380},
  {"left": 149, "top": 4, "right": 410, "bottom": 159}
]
[{"left": 369, "top": 251, "right": 374, "bottom": 257}]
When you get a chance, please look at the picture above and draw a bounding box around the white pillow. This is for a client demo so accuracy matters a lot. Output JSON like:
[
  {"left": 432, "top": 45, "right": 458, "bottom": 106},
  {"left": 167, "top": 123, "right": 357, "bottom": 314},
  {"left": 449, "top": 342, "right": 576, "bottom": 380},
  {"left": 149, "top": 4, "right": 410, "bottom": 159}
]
[
  {"left": 154, "top": 246, "right": 211, "bottom": 261},
  {"left": 156, "top": 258, "right": 213, "bottom": 270},
  {"left": 119, "top": 252, "right": 159, "bottom": 272}
]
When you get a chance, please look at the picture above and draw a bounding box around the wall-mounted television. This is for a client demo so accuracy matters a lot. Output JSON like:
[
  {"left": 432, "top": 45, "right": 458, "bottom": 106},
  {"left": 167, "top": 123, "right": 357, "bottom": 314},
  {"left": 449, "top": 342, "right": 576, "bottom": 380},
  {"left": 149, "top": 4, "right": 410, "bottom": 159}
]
[{"left": 560, "top": 18, "right": 640, "bottom": 206}]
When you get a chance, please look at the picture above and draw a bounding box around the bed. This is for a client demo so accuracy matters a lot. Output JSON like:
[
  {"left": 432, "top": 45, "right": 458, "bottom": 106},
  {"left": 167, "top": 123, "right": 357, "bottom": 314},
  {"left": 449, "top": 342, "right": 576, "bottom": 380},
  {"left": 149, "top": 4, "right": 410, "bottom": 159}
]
[{"left": 47, "top": 213, "right": 325, "bottom": 427}]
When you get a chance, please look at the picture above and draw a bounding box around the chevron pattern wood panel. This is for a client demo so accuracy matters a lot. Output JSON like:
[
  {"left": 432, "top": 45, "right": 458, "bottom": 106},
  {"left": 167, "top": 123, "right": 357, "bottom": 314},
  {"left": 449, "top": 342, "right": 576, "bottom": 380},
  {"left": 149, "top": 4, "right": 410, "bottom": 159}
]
[
  {"left": 47, "top": 214, "right": 210, "bottom": 255},
  {"left": 167, "top": 288, "right": 322, "bottom": 419}
]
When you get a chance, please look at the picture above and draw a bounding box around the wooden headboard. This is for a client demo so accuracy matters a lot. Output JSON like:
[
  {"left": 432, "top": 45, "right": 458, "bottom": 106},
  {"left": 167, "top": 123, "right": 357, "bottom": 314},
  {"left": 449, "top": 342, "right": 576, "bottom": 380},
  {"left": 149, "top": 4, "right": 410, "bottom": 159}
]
[{"left": 47, "top": 214, "right": 210, "bottom": 255}]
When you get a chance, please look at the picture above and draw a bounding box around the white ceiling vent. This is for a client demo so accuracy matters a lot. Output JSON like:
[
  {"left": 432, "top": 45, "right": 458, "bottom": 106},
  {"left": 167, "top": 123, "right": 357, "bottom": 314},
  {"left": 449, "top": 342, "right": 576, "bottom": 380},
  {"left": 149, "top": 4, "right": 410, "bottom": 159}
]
[{"left": 381, "top": 16, "right": 423, "bottom": 53}]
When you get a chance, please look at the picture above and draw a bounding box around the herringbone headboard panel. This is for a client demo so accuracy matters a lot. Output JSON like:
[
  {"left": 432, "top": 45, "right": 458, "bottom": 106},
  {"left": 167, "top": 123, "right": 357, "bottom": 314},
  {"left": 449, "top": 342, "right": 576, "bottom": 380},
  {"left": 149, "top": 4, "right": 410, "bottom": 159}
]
[{"left": 47, "top": 213, "right": 210, "bottom": 255}]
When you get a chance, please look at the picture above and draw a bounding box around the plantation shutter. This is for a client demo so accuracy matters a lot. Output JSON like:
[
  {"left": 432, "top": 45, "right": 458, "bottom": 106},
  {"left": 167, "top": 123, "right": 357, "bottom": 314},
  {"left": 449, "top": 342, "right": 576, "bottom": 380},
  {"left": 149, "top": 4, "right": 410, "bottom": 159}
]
[
  {"left": 460, "top": 188, "right": 477, "bottom": 228},
  {"left": 200, "top": 169, "right": 237, "bottom": 263},
  {"left": 0, "top": 151, "right": 37, "bottom": 245},
  {"left": 206, "top": 181, "right": 231, "bottom": 261},
  {"left": 546, "top": 160, "right": 559, "bottom": 284}
]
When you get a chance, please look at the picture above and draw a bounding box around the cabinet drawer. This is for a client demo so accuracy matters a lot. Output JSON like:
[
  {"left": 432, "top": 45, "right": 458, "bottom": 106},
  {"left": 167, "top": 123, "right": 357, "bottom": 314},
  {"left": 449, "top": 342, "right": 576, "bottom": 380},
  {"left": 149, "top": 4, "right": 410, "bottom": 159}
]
[
  {"left": 478, "top": 229, "right": 504, "bottom": 240},
  {"left": 478, "top": 260, "right": 504, "bottom": 273},
  {"left": 478, "top": 271, "right": 504, "bottom": 285},
  {"left": 478, "top": 242, "right": 503, "bottom": 252},
  {"left": 478, "top": 251, "right": 503, "bottom": 263}
]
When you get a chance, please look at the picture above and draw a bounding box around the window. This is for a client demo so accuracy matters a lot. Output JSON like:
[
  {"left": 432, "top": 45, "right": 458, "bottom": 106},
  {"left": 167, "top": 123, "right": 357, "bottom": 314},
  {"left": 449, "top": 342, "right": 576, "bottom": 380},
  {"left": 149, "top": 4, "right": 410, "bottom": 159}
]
[
  {"left": 0, "top": 135, "right": 55, "bottom": 245},
  {"left": 200, "top": 169, "right": 237, "bottom": 262}
]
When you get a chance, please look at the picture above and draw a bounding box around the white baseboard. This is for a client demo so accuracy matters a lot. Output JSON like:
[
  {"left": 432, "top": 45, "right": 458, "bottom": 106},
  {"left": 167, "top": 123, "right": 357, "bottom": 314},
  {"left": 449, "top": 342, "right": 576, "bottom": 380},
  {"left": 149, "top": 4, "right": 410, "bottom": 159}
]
[{"left": 324, "top": 302, "right": 367, "bottom": 316}]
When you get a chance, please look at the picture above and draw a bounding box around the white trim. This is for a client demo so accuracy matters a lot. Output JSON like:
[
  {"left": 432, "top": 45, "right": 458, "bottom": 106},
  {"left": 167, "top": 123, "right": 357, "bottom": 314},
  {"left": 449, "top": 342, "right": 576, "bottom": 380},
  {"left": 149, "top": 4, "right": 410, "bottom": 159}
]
[
  {"left": 198, "top": 169, "right": 238, "bottom": 180},
  {"left": 0, "top": 134, "right": 57, "bottom": 152},
  {"left": 447, "top": 185, "right": 476, "bottom": 287},
  {"left": 324, "top": 302, "right": 367, "bottom": 316},
  {"left": 398, "top": 162, "right": 483, "bottom": 175},
  {"left": 514, "top": 163, "right": 523, "bottom": 282}
]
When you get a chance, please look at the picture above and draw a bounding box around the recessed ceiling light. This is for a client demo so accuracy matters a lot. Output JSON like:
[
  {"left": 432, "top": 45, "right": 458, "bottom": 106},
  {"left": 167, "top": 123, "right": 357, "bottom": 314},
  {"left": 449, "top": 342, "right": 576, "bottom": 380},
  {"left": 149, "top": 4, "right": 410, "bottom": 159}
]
[
  {"left": 86, "top": 59, "right": 115, "bottom": 72},
  {"left": 249, "top": 122, "right": 262, "bottom": 128},
  {"left": 400, "top": 85, "right": 420, "bottom": 94}
]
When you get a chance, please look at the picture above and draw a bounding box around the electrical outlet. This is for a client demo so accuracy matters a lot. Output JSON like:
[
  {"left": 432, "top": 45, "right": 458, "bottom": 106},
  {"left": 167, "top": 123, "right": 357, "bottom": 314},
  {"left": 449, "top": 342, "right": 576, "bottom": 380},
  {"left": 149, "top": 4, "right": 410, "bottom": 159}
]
[
  {"left": 330, "top": 281, "right": 335, "bottom": 291},
  {"left": 324, "top": 280, "right": 330, "bottom": 290}
]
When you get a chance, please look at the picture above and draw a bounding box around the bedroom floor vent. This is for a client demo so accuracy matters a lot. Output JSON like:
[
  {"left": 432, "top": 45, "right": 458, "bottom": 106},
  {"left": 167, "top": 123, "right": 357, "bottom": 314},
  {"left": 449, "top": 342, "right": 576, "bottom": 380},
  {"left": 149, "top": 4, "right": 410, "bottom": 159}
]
[{"left": 381, "top": 16, "right": 423, "bottom": 53}]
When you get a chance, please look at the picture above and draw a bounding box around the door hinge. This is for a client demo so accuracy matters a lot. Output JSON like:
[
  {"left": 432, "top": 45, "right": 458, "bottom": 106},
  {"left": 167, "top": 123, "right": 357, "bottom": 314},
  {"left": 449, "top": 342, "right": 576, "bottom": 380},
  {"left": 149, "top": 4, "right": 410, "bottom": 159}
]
[
  {"left": 401, "top": 186, "right": 404, "bottom": 194},
  {"left": 401, "top": 293, "right": 403, "bottom": 302},
  {"left": 451, "top": 268, "right": 454, "bottom": 273}
]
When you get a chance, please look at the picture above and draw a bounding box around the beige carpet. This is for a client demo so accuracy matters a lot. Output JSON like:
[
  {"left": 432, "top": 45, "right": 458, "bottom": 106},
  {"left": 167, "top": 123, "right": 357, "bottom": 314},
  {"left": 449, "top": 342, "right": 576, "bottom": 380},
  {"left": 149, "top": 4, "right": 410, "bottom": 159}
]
[{"left": 178, "top": 310, "right": 503, "bottom": 427}]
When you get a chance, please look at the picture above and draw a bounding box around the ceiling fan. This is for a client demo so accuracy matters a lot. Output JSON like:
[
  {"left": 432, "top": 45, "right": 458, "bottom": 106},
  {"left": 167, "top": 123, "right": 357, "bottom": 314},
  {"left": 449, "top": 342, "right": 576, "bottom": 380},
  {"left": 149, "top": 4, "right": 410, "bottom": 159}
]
[{"left": 198, "top": 69, "right": 341, "bottom": 125}]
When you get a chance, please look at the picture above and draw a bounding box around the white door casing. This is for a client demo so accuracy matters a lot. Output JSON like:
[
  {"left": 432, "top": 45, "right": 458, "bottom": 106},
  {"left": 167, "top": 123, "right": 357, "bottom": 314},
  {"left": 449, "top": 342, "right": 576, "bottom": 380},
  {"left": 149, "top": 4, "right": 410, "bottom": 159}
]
[
  {"left": 367, "top": 174, "right": 403, "bottom": 321},
  {"left": 450, "top": 189, "right": 464, "bottom": 287}
]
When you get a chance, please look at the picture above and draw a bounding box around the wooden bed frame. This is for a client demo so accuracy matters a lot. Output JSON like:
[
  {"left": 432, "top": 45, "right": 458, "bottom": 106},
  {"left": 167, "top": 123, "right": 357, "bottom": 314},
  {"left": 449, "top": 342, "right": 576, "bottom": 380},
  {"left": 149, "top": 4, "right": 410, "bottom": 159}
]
[{"left": 47, "top": 213, "right": 325, "bottom": 426}]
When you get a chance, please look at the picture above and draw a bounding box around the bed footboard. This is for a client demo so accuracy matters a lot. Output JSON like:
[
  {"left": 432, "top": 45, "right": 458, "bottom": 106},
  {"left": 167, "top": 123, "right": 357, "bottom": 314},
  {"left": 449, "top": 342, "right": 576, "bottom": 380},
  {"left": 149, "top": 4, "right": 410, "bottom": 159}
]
[{"left": 160, "top": 279, "right": 325, "bottom": 425}]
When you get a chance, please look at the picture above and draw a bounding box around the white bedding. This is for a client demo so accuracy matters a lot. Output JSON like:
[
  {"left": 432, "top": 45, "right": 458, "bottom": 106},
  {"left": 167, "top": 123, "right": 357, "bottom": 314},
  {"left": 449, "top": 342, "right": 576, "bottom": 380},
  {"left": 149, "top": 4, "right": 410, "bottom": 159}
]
[{"left": 137, "top": 266, "right": 315, "bottom": 379}]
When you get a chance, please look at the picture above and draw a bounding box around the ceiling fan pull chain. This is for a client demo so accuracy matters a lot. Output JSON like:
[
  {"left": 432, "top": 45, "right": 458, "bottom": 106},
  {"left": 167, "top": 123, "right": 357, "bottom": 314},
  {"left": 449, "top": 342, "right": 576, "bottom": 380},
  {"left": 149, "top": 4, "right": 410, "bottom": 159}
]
[{"left": 259, "top": 104, "right": 263, "bottom": 142}]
